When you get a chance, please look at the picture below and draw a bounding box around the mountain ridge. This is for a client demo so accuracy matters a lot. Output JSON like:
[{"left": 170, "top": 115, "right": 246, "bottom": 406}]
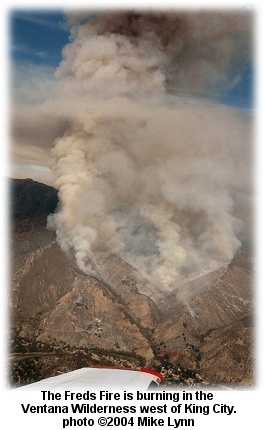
[{"left": 9, "top": 178, "right": 255, "bottom": 388}]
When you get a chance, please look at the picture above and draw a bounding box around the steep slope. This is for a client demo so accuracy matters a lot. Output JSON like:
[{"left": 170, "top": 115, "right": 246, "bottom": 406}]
[
  {"left": 10, "top": 178, "right": 58, "bottom": 220},
  {"left": 9, "top": 178, "right": 255, "bottom": 388},
  {"left": 9, "top": 180, "right": 161, "bottom": 386},
  {"left": 153, "top": 250, "right": 255, "bottom": 386}
]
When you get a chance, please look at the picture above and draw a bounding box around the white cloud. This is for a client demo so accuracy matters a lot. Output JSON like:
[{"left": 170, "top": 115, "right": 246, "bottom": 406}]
[{"left": 10, "top": 60, "right": 58, "bottom": 104}]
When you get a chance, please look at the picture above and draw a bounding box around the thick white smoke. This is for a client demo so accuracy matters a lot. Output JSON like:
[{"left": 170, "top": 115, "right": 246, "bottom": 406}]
[{"left": 46, "top": 10, "right": 253, "bottom": 291}]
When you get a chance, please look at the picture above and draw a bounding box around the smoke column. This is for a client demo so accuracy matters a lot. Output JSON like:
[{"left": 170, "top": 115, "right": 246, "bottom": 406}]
[{"left": 47, "top": 10, "right": 252, "bottom": 291}]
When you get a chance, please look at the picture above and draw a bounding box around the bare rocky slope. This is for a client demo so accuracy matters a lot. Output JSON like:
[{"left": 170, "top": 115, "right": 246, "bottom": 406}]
[{"left": 8, "top": 179, "right": 255, "bottom": 388}]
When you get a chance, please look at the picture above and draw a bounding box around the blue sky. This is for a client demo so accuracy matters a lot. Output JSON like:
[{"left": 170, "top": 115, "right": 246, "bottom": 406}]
[
  {"left": 10, "top": 10, "right": 69, "bottom": 67},
  {"left": 220, "top": 64, "right": 254, "bottom": 109},
  {"left": 9, "top": 9, "right": 254, "bottom": 110}
]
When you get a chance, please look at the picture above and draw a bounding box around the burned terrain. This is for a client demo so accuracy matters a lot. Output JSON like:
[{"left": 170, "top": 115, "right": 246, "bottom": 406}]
[{"left": 8, "top": 179, "right": 255, "bottom": 388}]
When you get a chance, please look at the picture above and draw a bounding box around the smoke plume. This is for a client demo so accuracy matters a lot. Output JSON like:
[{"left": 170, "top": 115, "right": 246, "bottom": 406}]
[{"left": 46, "top": 10, "right": 253, "bottom": 291}]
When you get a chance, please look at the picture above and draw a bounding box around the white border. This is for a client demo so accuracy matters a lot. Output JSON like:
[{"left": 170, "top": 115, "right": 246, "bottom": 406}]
[{"left": 1, "top": 2, "right": 264, "bottom": 428}]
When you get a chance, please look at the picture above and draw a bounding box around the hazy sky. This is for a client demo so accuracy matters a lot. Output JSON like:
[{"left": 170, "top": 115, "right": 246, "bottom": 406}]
[
  {"left": 10, "top": 9, "right": 253, "bottom": 108},
  {"left": 9, "top": 8, "right": 254, "bottom": 184},
  {"left": 2, "top": 3, "right": 265, "bottom": 407}
]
